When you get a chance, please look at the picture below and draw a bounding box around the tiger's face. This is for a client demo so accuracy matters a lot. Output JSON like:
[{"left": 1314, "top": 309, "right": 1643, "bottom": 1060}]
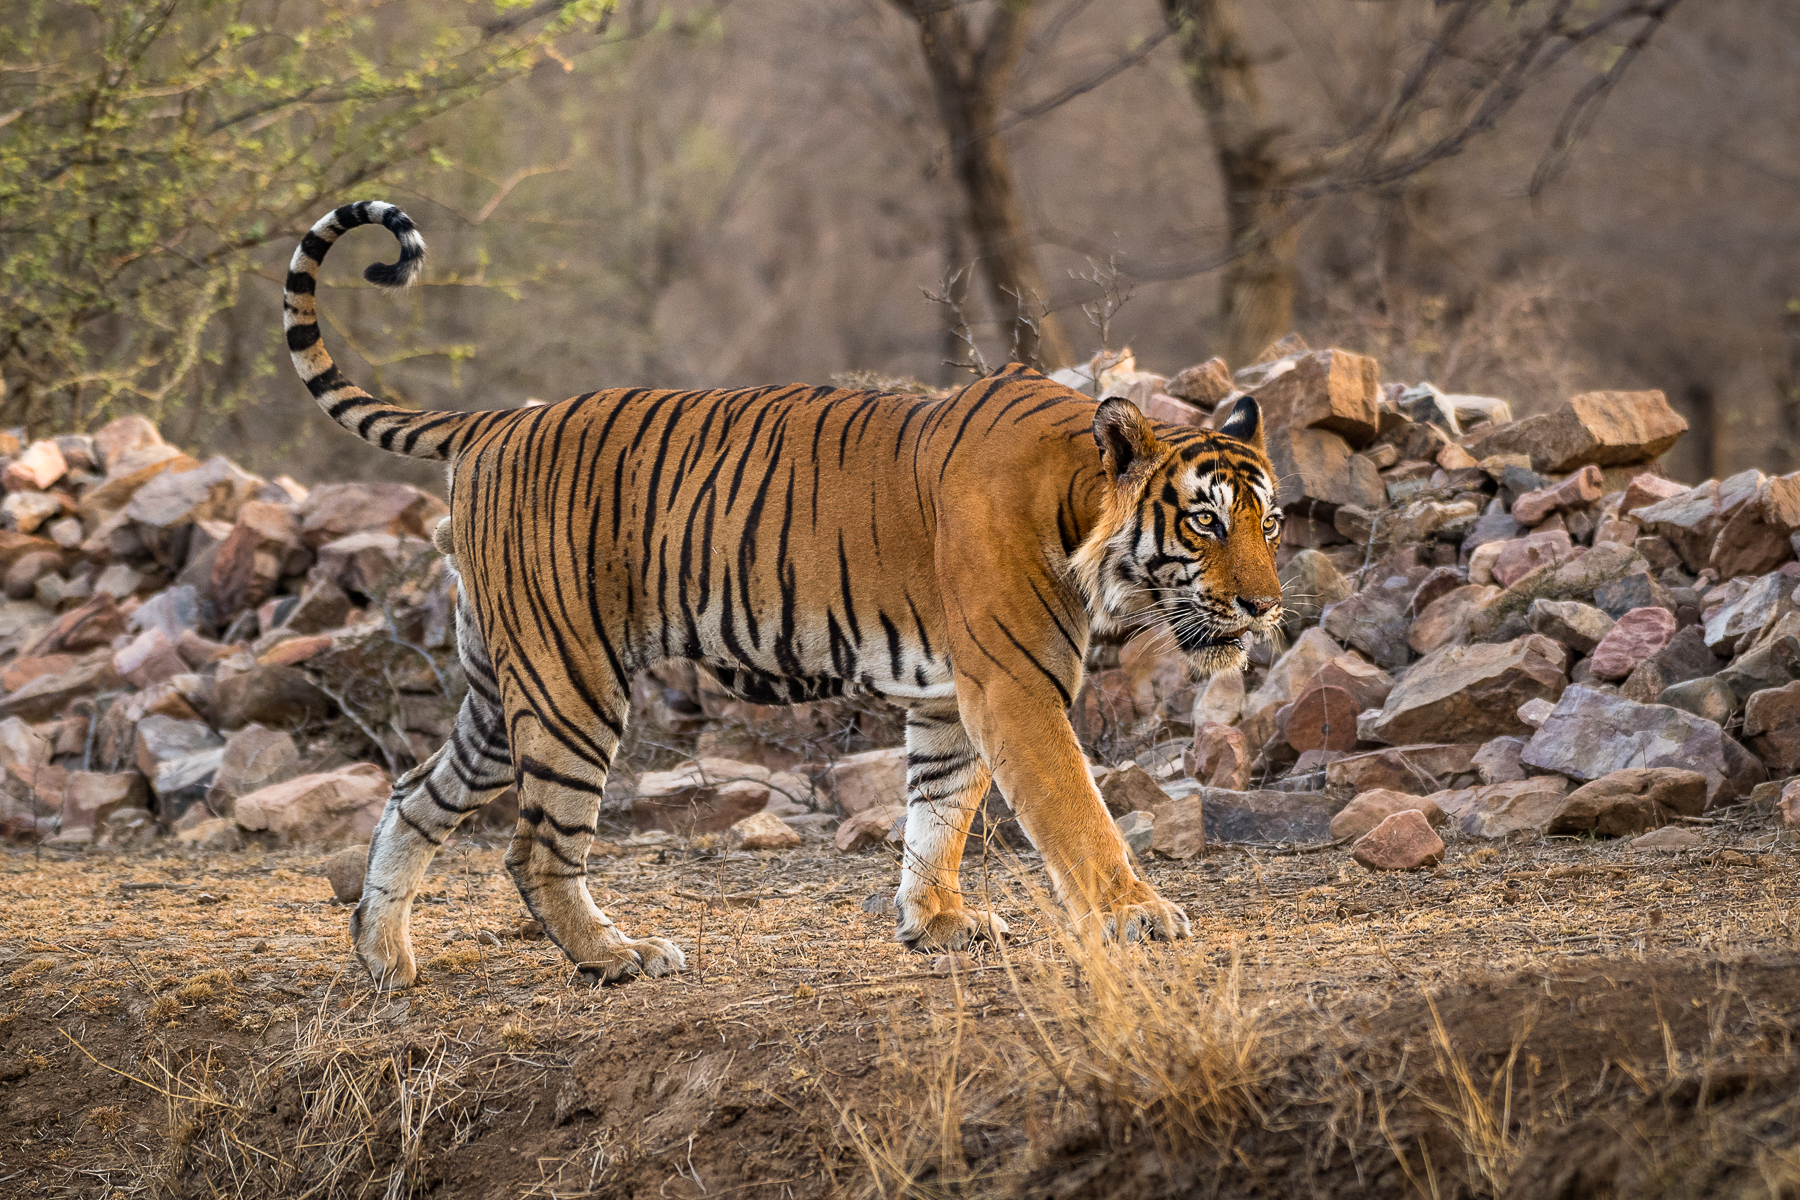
[{"left": 1073, "top": 395, "right": 1285, "bottom": 674}]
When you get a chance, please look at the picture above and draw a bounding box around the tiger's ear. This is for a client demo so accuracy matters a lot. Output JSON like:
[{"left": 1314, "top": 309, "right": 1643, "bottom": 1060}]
[
  {"left": 1093, "top": 398, "right": 1159, "bottom": 479},
  {"left": 1217, "top": 395, "right": 1265, "bottom": 452}
]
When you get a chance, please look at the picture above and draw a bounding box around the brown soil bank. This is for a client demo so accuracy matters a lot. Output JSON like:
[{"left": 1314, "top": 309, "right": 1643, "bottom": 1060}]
[{"left": 2, "top": 829, "right": 1796, "bottom": 1198}]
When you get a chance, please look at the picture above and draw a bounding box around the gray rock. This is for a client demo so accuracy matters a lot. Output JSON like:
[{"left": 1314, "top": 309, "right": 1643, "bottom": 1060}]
[
  {"left": 1115, "top": 810, "right": 1154, "bottom": 856},
  {"left": 1191, "top": 787, "right": 1341, "bottom": 845},
  {"left": 1647, "top": 625, "right": 1727, "bottom": 688},
  {"left": 1714, "top": 632, "right": 1800, "bottom": 705},
  {"left": 1321, "top": 573, "right": 1418, "bottom": 670},
  {"left": 1471, "top": 735, "right": 1529, "bottom": 784},
  {"left": 1520, "top": 685, "right": 1765, "bottom": 807},
  {"left": 1277, "top": 548, "right": 1353, "bottom": 636},
  {"left": 124, "top": 455, "right": 262, "bottom": 529},
  {"left": 128, "top": 585, "right": 200, "bottom": 641},
  {"left": 1527, "top": 599, "right": 1616, "bottom": 655},
  {"left": 1658, "top": 676, "right": 1738, "bottom": 725},
  {"left": 1704, "top": 570, "right": 1793, "bottom": 654},
  {"left": 1462, "top": 503, "right": 1527, "bottom": 556},
  {"left": 1593, "top": 571, "right": 1676, "bottom": 620}
]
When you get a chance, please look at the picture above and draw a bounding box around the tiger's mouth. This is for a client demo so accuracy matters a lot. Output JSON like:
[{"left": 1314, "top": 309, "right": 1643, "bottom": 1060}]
[{"left": 1172, "top": 623, "right": 1247, "bottom": 655}]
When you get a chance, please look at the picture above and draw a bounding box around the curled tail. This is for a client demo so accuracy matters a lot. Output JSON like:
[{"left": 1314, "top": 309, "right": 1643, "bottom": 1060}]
[{"left": 284, "top": 201, "right": 474, "bottom": 460}]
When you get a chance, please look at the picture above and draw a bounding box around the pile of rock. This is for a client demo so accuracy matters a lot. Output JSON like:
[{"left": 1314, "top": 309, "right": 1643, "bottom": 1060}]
[
  {"left": 1066, "top": 339, "right": 1800, "bottom": 869},
  {"left": 0, "top": 415, "right": 456, "bottom": 849},
  {"left": 7, "top": 343, "right": 1800, "bottom": 871}
]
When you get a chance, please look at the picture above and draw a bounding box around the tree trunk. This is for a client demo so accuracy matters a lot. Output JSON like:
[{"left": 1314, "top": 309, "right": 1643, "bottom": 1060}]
[
  {"left": 892, "top": 0, "right": 1072, "bottom": 370},
  {"left": 1164, "top": 0, "right": 1298, "bottom": 368}
]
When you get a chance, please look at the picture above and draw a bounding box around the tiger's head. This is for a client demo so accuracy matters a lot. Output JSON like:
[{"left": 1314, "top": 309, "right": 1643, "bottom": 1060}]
[{"left": 1072, "top": 395, "right": 1284, "bottom": 674}]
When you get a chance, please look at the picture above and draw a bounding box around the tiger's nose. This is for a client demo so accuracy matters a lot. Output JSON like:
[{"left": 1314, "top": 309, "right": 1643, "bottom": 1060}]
[{"left": 1237, "top": 595, "right": 1279, "bottom": 618}]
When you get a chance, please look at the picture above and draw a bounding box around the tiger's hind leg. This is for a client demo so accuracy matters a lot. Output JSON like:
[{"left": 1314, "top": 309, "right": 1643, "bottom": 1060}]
[
  {"left": 352, "top": 678, "right": 514, "bottom": 988},
  {"left": 893, "top": 704, "right": 1009, "bottom": 952},
  {"left": 504, "top": 703, "right": 685, "bottom": 984}
]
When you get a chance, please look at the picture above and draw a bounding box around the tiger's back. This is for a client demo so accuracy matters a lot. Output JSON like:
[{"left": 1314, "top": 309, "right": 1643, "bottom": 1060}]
[{"left": 448, "top": 376, "right": 1106, "bottom": 722}]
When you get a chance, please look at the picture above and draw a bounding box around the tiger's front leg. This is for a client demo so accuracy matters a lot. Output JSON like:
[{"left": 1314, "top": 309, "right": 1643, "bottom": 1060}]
[
  {"left": 973, "top": 694, "right": 1192, "bottom": 944},
  {"left": 893, "top": 703, "right": 1009, "bottom": 951}
]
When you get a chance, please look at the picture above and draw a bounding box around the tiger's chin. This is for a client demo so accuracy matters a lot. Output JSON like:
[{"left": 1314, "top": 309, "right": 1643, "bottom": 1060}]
[{"left": 1176, "top": 628, "right": 1251, "bottom": 675}]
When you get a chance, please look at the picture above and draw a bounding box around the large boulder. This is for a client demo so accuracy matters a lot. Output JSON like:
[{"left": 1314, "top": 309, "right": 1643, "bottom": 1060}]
[
  {"left": 1172, "top": 786, "right": 1340, "bottom": 845},
  {"left": 234, "top": 764, "right": 391, "bottom": 845},
  {"left": 207, "top": 725, "right": 303, "bottom": 813},
  {"left": 296, "top": 481, "right": 449, "bottom": 549},
  {"left": 211, "top": 501, "right": 310, "bottom": 619},
  {"left": 1630, "top": 470, "right": 1763, "bottom": 573},
  {"left": 1365, "top": 636, "right": 1567, "bottom": 745},
  {"left": 1325, "top": 743, "right": 1481, "bottom": 795},
  {"left": 123, "top": 455, "right": 263, "bottom": 529},
  {"left": 1320, "top": 572, "right": 1420, "bottom": 670},
  {"left": 1240, "top": 627, "right": 1342, "bottom": 750},
  {"left": 1704, "top": 569, "right": 1794, "bottom": 655},
  {"left": 212, "top": 664, "right": 330, "bottom": 730},
  {"left": 1520, "top": 685, "right": 1764, "bottom": 807},
  {"left": 0, "top": 656, "right": 127, "bottom": 722},
  {"left": 1526, "top": 599, "right": 1616, "bottom": 655},
  {"left": 1465, "top": 390, "right": 1685, "bottom": 473},
  {"left": 1245, "top": 349, "right": 1380, "bottom": 446},
  {"left": 1099, "top": 761, "right": 1172, "bottom": 816},
  {"left": 816, "top": 747, "right": 907, "bottom": 815},
  {"left": 1741, "top": 681, "right": 1800, "bottom": 774},
  {"left": 1430, "top": 776, "right": 1570, "bottom": 838},
  {"left": 1546, "top": 767, "right": 1708, "bottom": 836},
  {"left": 1277, "top": 549, "right": 1353, "bottom": 635},
  {"left": 633, "top": 757, "right": 775, "bottom": 834},
  {"left": 1265, "top": 425, "right": 1384, "bottom": 515}
]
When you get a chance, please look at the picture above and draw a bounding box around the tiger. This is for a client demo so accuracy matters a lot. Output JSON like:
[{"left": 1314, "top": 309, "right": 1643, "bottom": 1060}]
[{"left": 282, "top": 200, "right": 1285, "bottom": 988}]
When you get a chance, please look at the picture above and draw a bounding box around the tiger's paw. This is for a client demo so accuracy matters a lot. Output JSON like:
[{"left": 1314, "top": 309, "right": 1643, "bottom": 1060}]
[
  {"left": 897, "top": 906, "right": 1009, "bottom": 953},
  {"left": 351, "top": 903, "right": 419, "bottom": 990},
  {"left": 573, "top": 934, "right": 686, "bottom": 985},
  {"left": 1099, "top": 897, "right": 1192, "bottom": 944}
]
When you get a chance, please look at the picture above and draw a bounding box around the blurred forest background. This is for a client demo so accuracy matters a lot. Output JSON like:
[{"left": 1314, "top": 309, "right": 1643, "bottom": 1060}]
[{"left": 1, "top": 0, "right": 1795, "bottom": 490}]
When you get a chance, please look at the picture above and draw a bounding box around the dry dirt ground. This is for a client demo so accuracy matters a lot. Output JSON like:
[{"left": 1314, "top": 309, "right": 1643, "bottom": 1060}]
[{"left": 2, "top": 810, "right": 1797, "bottom": 1199}]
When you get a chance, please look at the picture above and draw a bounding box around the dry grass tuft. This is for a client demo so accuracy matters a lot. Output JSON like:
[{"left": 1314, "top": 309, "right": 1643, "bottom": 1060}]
[{"left": 831, "top": 868, "right": 1273, "bottom": 1198}]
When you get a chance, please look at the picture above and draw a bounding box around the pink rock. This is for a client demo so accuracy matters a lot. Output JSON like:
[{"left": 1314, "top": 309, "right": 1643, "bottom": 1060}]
[
  {"left": 1621, "top": 472, "right": 1691, "bottom": 516},
  {"left": 1492, "top": 531, "right": 1575, "bottom": 588},
  {"left": 1187, "top": 722, "right": 1251, "bottom": 790},
  {"left": 112, "top": 627, "right": 188, "bottom": 689},
  {"left": 233, "top": 764, "right": 391, "bottom": 845},
  {"left": 1778, "top": 779, "right": 1800, "bottom": 829},
  {"left": 821, "top": 747, "right": 907, "bottom": 815},
  {"left": 58, "top": 772, "right": 148, "bottom": 835},
  {"left": 1351, "top": 810, "right": 1445, "bottom": 870},
  {"left": 834, "top": 804, "right": 906, "bottom": 853},
  {"left": 1588, "top": 607, "right": 1678, "bottom": 681},
  {"left": 1511, "top": 465, "right": 1604, "bottom": 526},
  {"left": 257, "top": 633, "right": 335, "bottom": 667},
  {"left": 1330, "top": 789, "right": 1447, "bottom": 841},
  {"left": 1, "top": 440, "right": 67, "bottom": 491},
  {"left": 731, "top": 810, "right": 803, "bottom": 850},
  {"left": 1140, "top": 393, "right": 1206, "bottom": 426}
]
